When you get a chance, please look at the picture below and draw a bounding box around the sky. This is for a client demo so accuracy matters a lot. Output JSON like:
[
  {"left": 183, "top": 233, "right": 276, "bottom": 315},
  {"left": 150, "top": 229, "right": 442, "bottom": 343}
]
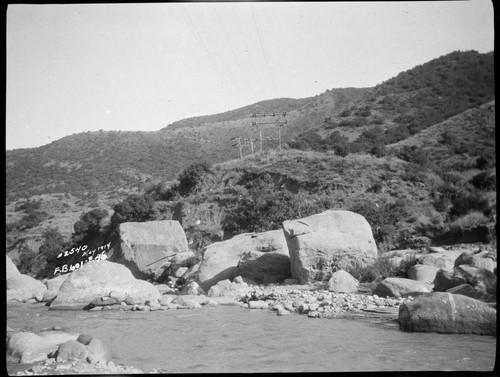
[{"left": 6, "top": 1, "right": 494, "bottom": 150}]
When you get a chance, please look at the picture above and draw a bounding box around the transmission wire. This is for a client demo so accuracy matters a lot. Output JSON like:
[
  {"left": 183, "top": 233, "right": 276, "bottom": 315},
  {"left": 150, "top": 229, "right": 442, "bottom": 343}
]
[{"left": 250, "top": 3, "right": 278, "bottom": 98}]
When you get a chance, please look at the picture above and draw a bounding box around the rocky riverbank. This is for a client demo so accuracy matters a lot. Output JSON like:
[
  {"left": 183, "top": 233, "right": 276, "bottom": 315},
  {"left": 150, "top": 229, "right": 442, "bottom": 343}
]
[
  {"left": 6, "top": 282, "right": 409, "bottom": 376},
  {"left": 7, "top": 274, "right": 496, "bottom": 375},
  {"left": 6, "top": 212, "right": 496, "bottom": 374}
]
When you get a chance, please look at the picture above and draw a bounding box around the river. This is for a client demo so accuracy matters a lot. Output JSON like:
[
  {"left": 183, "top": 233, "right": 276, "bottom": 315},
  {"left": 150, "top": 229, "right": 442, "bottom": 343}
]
[{"left": 6, "top": 302, "right": 496, "bottom": 373}]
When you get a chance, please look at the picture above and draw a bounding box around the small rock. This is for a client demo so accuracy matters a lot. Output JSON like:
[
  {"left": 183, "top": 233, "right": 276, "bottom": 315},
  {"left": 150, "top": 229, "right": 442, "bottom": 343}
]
[
  {"left": 298, "top": 304, "right": 310, "bottom": 314},
  {"left": 309, "top": 303, "right": 319, "bottom": 311},
  {"left": 76, "top": 334, "right": 93, "bottom": 346},
  {"left": 277, "top": 308, "right": 291, "bottom": 316},
  {"left": 248, "top": 300, "right": 268, "bottom": 309}
]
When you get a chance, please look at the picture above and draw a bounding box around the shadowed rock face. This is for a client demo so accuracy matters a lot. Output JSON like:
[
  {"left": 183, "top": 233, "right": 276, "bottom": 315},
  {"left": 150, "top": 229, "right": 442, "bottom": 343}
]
[
  {"left": 454, "top": 251, "right": 497, "bottom": 272},
  {"left": 115, "top": 220, "right": 189, "bottom": 279},
  {"left": 196, "top": 229, "right": 289, "bottom": 292},
  {"left": 398, "top": 292, "right": 496, "bottom": 335},
  {"left": 282, "top": 210, "right": 378, "bottom": 284},
  {"left": 433, "top": 265, "right": 497, "bottom": 301},
  {"left": 232, "top": 252, "right": 291, "bottom": 284}
]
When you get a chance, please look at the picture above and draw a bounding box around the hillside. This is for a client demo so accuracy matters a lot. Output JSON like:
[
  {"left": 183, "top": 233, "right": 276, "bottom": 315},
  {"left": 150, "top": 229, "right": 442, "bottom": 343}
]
[
  {"left": 6, "top": 50, "right": 493, "bottom": 203},
  {"left": 6, "top": 50, "right": 495, "bottom": 264}
]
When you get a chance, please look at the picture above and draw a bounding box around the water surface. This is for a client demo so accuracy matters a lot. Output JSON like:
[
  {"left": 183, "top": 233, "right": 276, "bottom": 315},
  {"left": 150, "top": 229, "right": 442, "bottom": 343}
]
[{"left": 7, "top": 303, "right": 496, "bottom": 373}]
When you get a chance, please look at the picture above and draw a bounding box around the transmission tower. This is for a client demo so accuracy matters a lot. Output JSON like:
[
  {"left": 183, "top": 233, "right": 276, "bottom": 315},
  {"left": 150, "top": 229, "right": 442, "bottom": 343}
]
[{"left": 251, "top": 112, "right": 287, "bottom": 151}]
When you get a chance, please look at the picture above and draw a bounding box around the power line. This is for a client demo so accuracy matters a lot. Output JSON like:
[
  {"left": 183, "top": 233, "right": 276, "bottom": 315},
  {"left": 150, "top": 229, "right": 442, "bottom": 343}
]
[
  {"left": 210, "top": 4, "right": 250, "bottom": 106},
  {"left": 181, "top": 5, "right": 238, "bottom": 101},
  {"left": 250, "top": 3, "right": 278, "bottom": 98},
  {"left": 230, "top": 5, "right": 267, "bottom": 98}
]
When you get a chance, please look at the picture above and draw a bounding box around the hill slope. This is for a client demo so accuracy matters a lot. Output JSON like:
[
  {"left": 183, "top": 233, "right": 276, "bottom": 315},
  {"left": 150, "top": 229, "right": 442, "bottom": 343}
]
[
  {"left": 6, "top": 50, "right": 495, "bottom": 260},
  {"left": 6, "top": 50, "right": 493, "bottom": 203}
]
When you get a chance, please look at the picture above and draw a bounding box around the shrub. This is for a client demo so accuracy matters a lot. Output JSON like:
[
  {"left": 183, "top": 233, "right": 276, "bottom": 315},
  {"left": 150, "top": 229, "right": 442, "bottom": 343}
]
[
  {"left": 449, "top": 211, "right": 490, "bottom": 231},
  {"left": 16, "top": 209, "right": 48, "bottom": 230},
  {"left": 323, "top": 117, "right": 338, "bottom": 129},
  {"left": 471, "top": 171, "right": 496, "bottom": 191},
  {"left": 17, "top": 244, "right": 39, "bottom": 276},
  {"left": 36, "top": 227, "right": 70, "bottom": 278},
  {"left": 15, "top": 199, "right": 42, "bottom": 212},
  {"left": 476, "top": 155, "right": 494, "bottom": 170},
  {"left": 72, "top": 208, "right": 108, "bottom": 244},
  {"left": 344, "top": 253, "right": 420, "bottom": 283},
  {"left": 110, "top": 194, "right": 155, "bottom": 226},
  {"left": 288, "top": 131, "right": 326, "bottom": 152},
  {"left": 449, "top": 192, "right": 491, "bottom": 220},
  {"left": 338, "top": 117, "right": 367, "bottom": 128},
  {"left": 440, "top": 129, "right": 458, "bottom": 145},
  {"left": 222, "top": 188, "right": 332, "bottom": 235},
  {"left": 369, "top": 143, "right": 386, "bottom": 157},
  {"left": 347, "top": 199, "right": 410, "bottom": 249},
  {"left": 339, "top": 109, "right": 351, "bottom": 117},
  {"left": 396, "top": 145, "right": 429, "bottom": 166},
  {"left": 39, "top": 227, "right": 70, "bottom": 264},
  {"left": 384, "top": 124, "right": 410, "bottom": 144},
  {"left": 177, "top": 161, "right": 212, "bottom": 196},
  {"left": 400, "top": 163, "right": 426, "bottom": 183}
]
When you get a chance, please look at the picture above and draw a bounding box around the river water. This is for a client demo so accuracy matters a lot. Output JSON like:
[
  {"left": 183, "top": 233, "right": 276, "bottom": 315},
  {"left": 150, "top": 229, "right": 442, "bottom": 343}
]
[{"left": 6, "top": 302, "right": 496, "bottom": 373}]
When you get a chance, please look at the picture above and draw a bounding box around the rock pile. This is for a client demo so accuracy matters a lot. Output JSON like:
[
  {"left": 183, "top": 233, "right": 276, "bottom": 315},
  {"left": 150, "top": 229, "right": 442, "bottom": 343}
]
[
  {"left": 239, "top": 284, "right": 409, "bottom": 318},
  {"left": 7, "top": 330, "right": 143, "bottom": 375}
]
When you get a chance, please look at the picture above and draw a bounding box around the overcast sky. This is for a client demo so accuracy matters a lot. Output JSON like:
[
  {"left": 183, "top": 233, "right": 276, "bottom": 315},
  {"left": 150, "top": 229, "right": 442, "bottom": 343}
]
[{"left": 6, "top": 1, "right": 494, "bottom": 150}]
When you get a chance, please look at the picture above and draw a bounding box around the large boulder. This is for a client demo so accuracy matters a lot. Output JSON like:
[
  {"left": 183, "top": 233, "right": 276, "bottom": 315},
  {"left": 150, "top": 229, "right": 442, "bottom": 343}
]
[
  {"left": 372, "top": 277, "right": 431, "bottom": 298},
  {"left": 196, "top": 229, "right": 289, "bottom": 291},
  {"left": 7, "top": 254, "right": 21, "bottom": 278},
  {"left": 282, "top": 210, "right": 377, "bottom": 284},
  {"left": 49, "top": 260, "right": 160, "bottom": 310},
  {"left": 6, "top": 256, "right": 47, "bottom": 302},
  {"left": 418, "top": 250, "right": 466, "bottom": 271},
  {"left": 446, "top": 284, "right": 483, "bottom": 300},
  {"left": 7, "top": 331, "right": 79, "bottom": 364},
  {"left": 433, "top": 265, "right": 496, "bottom": 300},
  {"left": 398, "top": 292, "right": 496, "bottom": 335},
  {"left": 42, "top": 274, "right": 70, "bottom": 303},
  {"left": 454, "top": 251, "right": 496, "bottom": 272},
  {"left": 407, "top": 264, "right": 440, "bottom": 284},
  {"left": 115, "top": 220, "right": 189, "bottom": 279},
  {"left": 433, "top": 269, "right": 467, "bottom": 292},
  {"left": 455, "top": 265, "right": 496, "bottom": 299}
]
